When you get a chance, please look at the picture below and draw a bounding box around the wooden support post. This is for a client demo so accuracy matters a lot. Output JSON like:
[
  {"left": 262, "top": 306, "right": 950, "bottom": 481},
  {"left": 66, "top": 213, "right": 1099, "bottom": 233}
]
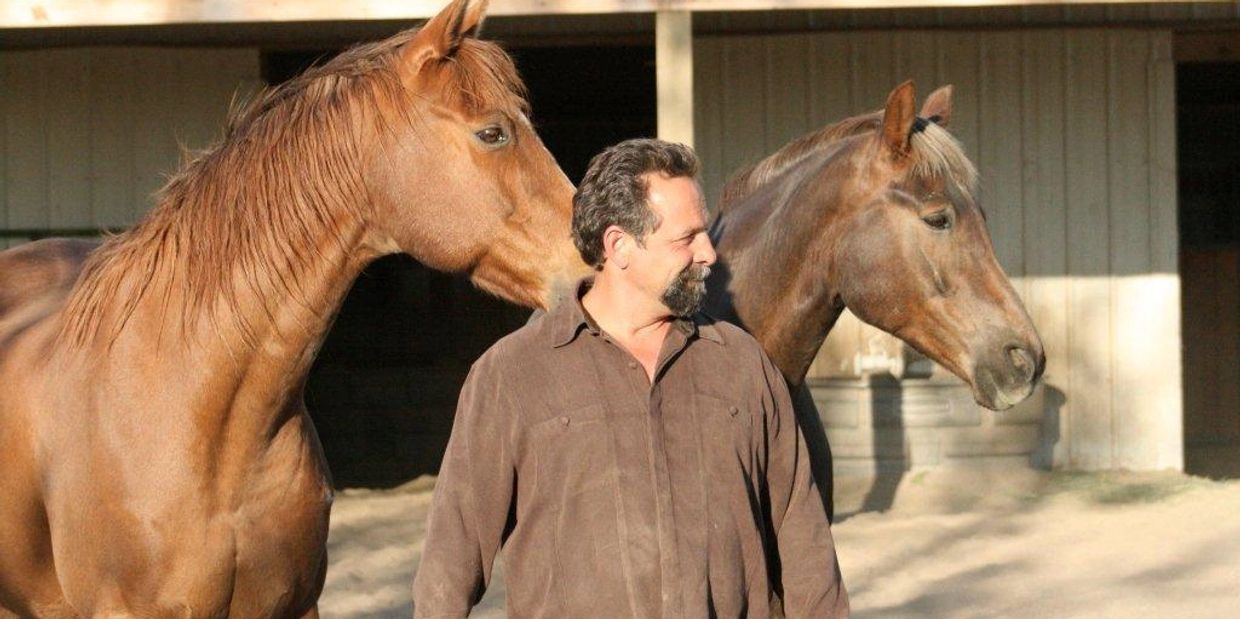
[{"left": 656, "top": 10, "right": 694, "bottom": 148}]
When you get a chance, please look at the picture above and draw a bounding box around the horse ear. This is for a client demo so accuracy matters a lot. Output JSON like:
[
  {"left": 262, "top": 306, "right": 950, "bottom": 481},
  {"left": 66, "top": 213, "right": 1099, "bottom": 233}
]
[
  {"left": 407, "top": 0, "right": 489, "bottom": 64},
  {"left": 881, "top": 80, "right": 917, "bottom": 156},
  {"left": 920, "top": 85, "right": 953, "bottom": 128}
]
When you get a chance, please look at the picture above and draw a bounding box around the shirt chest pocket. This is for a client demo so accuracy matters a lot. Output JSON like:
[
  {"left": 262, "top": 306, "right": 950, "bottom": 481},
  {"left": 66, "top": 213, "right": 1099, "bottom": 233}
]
[
  {"left": 694, "top": 392, "right": 755, "bottom": 480},
  {"left": 526, "top": 403, "right": 616, "bottom": 499},
  {"left": 523, "top": 404, "right": 629, "bottom": 612}
]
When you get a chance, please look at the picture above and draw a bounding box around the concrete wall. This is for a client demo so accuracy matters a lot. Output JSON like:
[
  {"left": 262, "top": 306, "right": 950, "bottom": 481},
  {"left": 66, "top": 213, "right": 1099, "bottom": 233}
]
[{"left": 694, "top": 28, "right": 1182, "bottom": 471}]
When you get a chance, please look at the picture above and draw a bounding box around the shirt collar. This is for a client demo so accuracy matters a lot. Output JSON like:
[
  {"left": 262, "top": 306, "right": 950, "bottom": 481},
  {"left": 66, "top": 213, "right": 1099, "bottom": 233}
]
[
  {"left": 547, "top": 278, "right": 599, "bottom": 348},
  {"left": 548, "top": 277, "right": 725, "bottom": 348},
  {"left": 692, "top": 313, "right": 725, "bottom": 345}
]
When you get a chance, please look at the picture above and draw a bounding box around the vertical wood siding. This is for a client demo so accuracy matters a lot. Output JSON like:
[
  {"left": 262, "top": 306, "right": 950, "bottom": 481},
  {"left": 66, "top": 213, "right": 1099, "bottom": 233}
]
[
  {"left": 692, "top": 2, "right": 1240, "bottom": 34},
  {"left": 695, "top": 28, "right": 1181, "bottom": 470},
  {"left": 0, "top": 47, "right": 261, "bottom": 248}
]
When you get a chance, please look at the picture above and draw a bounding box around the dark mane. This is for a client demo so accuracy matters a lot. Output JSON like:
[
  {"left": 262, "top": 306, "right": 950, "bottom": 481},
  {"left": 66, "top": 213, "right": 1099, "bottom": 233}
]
[
  {"left": 718, "top": 110, "right": 978, "bottom": 213},
  {"left": 719, "top": 111, "right": 882, "bottom": 211},
  {"left": 59, "top": 29, "right": 529, "bottom": 348}
]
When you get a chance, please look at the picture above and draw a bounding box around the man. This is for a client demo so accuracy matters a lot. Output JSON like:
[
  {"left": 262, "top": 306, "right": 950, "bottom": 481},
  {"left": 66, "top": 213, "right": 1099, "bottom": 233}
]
[{"left": 413, "top": 139, "right": 848, "bottom": 618}]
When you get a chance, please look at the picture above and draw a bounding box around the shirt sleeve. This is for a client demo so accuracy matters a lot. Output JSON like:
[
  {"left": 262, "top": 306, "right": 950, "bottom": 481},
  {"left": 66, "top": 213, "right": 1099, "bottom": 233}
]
[
  {"left": 413, "top": 352, "right": 517, "bottom": 619},
  {"left": 760, "top": 351, "right": 850, "bottom": 618}
]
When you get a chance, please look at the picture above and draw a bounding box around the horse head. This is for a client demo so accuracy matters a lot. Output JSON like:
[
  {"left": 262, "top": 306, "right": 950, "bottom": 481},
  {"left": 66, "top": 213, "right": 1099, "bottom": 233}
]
[
  {"left": 364, "top": 0, "right": 588, "bottom": 309},
  {"left": 829, "top": 81, "right": 1046, "bottom": 410}
]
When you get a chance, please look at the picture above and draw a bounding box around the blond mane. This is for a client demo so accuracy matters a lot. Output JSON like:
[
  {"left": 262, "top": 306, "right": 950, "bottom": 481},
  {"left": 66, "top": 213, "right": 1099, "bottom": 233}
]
[{"left": 909, "top": 122, "right": 978, "bottom": 195}]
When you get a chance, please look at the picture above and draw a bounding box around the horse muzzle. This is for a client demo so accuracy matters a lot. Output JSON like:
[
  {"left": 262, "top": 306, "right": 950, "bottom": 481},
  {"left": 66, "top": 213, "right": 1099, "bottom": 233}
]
[{"left": 970, "top": 339, "right": 1046, "bottom": 411}]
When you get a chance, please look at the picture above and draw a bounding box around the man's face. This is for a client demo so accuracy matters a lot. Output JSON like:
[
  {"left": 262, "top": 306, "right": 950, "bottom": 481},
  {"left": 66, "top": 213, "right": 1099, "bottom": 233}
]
[{"left": 628, "top": 173, "right": 717, "bottom": 316}]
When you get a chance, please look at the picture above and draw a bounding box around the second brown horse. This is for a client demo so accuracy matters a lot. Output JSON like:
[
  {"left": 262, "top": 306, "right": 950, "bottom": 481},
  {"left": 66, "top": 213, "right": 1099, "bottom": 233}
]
[{"left": 705, "top": 81, "right": 1046, "bottom": 516}]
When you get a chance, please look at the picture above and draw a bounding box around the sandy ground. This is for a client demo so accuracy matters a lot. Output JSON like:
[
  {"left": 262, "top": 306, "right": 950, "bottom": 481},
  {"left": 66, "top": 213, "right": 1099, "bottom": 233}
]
[{"left": 320, "top": 469, "right": 1240, "bottom": 618}]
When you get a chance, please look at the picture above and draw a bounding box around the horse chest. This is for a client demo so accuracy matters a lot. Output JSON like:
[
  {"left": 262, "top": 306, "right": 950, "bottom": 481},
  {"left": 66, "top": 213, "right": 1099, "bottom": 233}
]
[
  {"left": 225, "top": 420, "right": 333, "bottom": 615},
  {"left": 228, "top": 477, "right": 332, "bottom": 616},
  {"left": 152, "top": 468, "right": 331, "bottom": 617},
  {"left": 44, "top": 410, "right": 332, "bottom": 617},
  {"left": 141, "top": 454, "right": 331, "bottom": 617}
]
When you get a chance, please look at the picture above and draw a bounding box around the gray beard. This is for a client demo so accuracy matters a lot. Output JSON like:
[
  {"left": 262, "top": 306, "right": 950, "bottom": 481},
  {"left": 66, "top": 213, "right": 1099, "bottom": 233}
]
[{"left": 661, "top": 264, "right": 711, "bottom": 317}]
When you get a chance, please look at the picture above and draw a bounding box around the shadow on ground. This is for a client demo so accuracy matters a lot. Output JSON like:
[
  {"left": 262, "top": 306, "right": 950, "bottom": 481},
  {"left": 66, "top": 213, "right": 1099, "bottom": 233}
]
[{"left": 321, "top": 470, "right": 1240, "bottom": 619}]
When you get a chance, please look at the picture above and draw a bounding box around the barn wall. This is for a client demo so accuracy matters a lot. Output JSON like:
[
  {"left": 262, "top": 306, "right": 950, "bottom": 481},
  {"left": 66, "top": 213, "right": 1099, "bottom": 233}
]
[
  {"left": 1, "top": 1, "right": 1237, "bottom": 39},
  {"left": 0, "top": 29, "right": 1188, "bottom": 475},
  {"left": 0, "top": 47, "right": 262, "bottom": 248},
  {"left": 692, "top": 2, "right": 1240, "bottom": 33},
  {"left": 694, "top": 28, "right": 1182, "bottom": 471}
]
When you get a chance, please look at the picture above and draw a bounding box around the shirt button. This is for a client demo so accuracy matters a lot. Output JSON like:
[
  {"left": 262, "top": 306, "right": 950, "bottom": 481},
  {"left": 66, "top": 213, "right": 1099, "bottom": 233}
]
[
  {"left": 627, "top": 361, "right": 638, "bottom": 369},
  {"left": 559, "top": 416, "right": 570, "bottom": 426},
  {"left": 729, "top": 406, "right": 740, "bottom": 417}
]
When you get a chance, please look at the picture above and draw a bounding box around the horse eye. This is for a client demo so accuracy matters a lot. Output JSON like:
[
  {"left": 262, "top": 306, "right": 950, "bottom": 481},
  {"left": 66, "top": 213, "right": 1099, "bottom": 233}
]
[
  {"left": 923, "top": 211, "right": 952, "bottom": 230},
  {"left": 475, "top": 126, "right": 509, "bottom": 146}
]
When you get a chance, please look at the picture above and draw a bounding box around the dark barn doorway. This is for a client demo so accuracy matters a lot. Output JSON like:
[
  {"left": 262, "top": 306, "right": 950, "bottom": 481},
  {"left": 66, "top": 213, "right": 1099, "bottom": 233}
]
[
  {"left": 263, "top": 43, "right": 655, "bottom": 487},
  {"left": 1178, "top": 62, "right": 1240, "bottom": 479}
]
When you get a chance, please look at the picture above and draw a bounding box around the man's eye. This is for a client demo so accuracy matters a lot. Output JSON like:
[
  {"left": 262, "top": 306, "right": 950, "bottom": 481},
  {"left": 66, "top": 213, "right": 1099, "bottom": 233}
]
[{"left": 475, "top": 126, "right": 509, "bottom": 146}]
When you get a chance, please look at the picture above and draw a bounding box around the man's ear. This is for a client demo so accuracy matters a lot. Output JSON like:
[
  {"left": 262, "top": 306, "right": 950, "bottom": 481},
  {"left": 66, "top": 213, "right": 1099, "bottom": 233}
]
[{"left": 602, "top": 225, "right": 631, "bottom": 270}]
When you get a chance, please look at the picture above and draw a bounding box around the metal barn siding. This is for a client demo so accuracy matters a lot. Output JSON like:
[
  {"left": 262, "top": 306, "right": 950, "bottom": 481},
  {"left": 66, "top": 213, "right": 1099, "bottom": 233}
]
[
  {"left": 694, "top": 29, "right": 1181, "bottom": 471},
  {"left": 691, "top": 2, "right": 1240, "bottom": 32},
  {"left": 0, "top": 47, "right": 261, "bottom": 248}
]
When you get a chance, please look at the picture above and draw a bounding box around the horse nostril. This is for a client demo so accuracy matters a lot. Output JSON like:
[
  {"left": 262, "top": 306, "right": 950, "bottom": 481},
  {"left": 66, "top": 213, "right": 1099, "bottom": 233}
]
[{"left": 1006, "top": 345, "right": 1036, "bottom": 383}]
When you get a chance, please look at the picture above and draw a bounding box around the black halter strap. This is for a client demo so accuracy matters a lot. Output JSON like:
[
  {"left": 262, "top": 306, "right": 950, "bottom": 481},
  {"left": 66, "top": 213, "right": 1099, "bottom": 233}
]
[{"left": 911, "top": 114, "right": 942, "bottom": 135}]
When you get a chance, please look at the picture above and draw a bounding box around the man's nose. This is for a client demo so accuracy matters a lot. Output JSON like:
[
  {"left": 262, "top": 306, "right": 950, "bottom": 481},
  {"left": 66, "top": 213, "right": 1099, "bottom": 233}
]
[{"left": 695, "top": 236, "right": 717, "bottom": 267}]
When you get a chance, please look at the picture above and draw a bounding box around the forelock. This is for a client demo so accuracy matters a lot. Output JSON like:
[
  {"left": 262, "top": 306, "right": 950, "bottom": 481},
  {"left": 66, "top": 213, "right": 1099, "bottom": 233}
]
[
  {"left": 909, "top": 123, "right": 978, "bottom": 197},
  {"left": 432, "top": 38, "right": 530, "bottom": 117}
]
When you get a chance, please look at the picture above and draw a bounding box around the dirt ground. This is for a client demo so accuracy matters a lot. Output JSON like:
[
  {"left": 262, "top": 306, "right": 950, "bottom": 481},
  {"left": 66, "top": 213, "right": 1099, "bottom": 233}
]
[{"left": 319, "top": 469, "right": 1240, "bottom": 618}]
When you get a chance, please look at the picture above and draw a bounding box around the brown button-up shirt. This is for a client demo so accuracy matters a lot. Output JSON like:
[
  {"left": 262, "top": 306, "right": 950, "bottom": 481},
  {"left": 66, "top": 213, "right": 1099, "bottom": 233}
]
[{"left": 413, "top": 284, "right": 848, "bottom": 618}]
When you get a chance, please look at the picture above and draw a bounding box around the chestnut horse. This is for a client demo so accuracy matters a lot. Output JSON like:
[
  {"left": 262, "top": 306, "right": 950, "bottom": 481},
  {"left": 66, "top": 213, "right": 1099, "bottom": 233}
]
[
  {"left": 704, "top": 81, "right": 1046, "bottom": 515},
  {"left": 0, "top": 1, "right": 586, "bottom": 616}
]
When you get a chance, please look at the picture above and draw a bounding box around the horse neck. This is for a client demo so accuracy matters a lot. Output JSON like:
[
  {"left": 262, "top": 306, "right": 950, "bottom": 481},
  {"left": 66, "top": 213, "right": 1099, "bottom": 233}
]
[
  {"left": 62, "top": 117, "right": 383, "bottom": 438},
  {"left": 709, "top": 151, "right": 851, "bottom": 386}
]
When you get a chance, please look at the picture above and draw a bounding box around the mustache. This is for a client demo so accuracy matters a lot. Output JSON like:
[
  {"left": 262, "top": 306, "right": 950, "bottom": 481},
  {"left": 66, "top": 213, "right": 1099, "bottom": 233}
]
[{"left": 682, "top": 264, "right": 711, "bottom": 282}]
